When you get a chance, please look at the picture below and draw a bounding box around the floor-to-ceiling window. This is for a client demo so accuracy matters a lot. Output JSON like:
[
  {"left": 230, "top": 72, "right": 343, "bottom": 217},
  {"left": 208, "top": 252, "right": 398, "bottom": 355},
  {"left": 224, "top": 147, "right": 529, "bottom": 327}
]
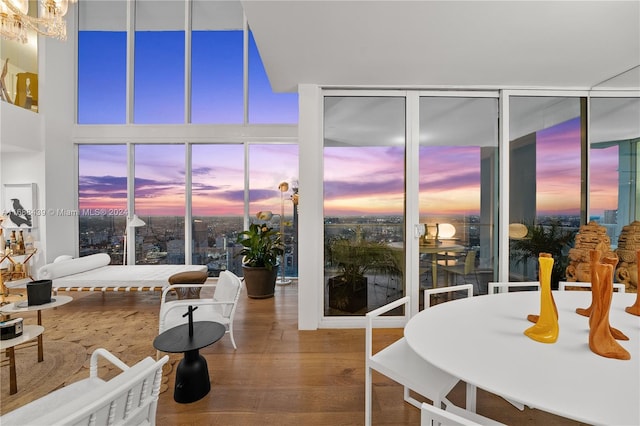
[
  {"left": 418, "top": 96, "right": 499, "bottom": 301},
  {"left": 589, "top": 97, "right": 640, "bottom": 246},
  {"left": 323, "top": 96, "right": 406, "bottom": 316},
  {"left": 588, "top": 96, "right": 640, "bottom": 291},
  {"left": 191, "top": 1, "right": 243, "bottom": 124},
  {"left": 191, "top": 144, "right": 244, "bottom": 276},
  {"left": 78, "top": 145, "right": 128, "bottom": 263},
  {"left": 76, "top": 0, "right": 299, "bottom": 271},
  {"left": 508, "top": 96, "right": 583, "bottom": 286},
  {"left": 134, "top": 1, "right": 185, "bottom": 124},
  {"left": 134, "top": 144, "right": 186, "bottom": 264},
  {"left": 77, "top": 34, "right": 126, "bottom": 123},
  {"left": 249, "top": 144, "right": 299, "bottom": 279}
]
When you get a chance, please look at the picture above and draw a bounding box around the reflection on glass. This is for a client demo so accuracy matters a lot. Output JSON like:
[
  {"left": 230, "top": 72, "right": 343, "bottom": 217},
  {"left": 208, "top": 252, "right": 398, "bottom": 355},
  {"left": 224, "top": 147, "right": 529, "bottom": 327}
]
[
  {"left": 509, "top": 97, "right": 582, "bottom": 284},
  {"left": 134, "top": 144, "right": 186, "bottom": 264},
  {"left": 419, "top": 97, "right": 499, "bottom": 298},
  {"left": 590, "top": 97, "right": 640, "bottom": 247},
  {"left": 78, "top": 145, "right": 127, "bottom": 263},
  {"left": 323, "top": 96, "right": 405, "bottom": 316}
]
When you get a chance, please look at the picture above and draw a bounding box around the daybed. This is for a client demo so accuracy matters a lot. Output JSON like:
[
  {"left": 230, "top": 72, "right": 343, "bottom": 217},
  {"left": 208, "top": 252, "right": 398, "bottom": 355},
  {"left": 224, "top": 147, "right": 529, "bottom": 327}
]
[
  {"left": 35, "top": 253, "right": 208, "bottom": 293},
  {"left": 0, "top": 348, "right": 169, "bottom": 426}
]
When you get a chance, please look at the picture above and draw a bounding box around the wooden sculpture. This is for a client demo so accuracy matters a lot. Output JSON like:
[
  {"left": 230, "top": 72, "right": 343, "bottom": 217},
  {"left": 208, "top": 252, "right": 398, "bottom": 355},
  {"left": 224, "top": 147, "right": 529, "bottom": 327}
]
[
  {"left": 625, "top": 250, "right": 640, "bottom": 316},
  {"left": 565, "top": 221, "right": 615, "bottom": 283},
  {"left": 576, "top": 251, "right": 616, "bottom": 317},
  {"left": 524, "top": 253, "right": 559, "bottom": 343},
  {"left": 589, "top": 251, "right": 630, "bottom": 360},
  {"left": 614, "top": 221, "right": 640, "bottom": 292}
]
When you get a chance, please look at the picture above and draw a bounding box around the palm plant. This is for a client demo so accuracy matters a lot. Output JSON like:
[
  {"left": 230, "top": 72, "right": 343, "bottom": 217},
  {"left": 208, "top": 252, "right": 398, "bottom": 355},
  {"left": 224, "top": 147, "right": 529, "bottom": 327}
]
[{"left": 510, "top": 221, "right": 576, "bottom": 288}]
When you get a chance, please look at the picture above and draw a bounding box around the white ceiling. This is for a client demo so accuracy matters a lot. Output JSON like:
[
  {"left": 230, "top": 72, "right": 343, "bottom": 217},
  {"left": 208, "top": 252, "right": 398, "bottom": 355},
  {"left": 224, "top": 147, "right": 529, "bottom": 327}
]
[{"left": 241, "top": 0, "right": 640, "bottom": 92}]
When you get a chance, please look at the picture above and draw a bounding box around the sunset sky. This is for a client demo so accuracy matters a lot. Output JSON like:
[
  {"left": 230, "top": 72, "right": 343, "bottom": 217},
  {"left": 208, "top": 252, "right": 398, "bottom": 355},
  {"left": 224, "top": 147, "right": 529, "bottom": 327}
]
[
  {"left": 77, "top": 31, "right": 620, "bottom": 220},
  {"left": 79, "top": 115, "right": 619, "bottom": 219}
]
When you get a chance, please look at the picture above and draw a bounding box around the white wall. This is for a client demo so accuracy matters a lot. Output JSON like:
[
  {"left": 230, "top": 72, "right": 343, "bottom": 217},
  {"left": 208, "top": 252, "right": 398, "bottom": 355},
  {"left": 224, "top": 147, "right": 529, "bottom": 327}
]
[
  {"left": 0, "top": 151, "right": 47, "bottom": 272},
  {"left": 297, "top": 84, "right": 323, "bottom": 330},
  {"left": 0, "top": 103, "right": 41, "bottom": 151},
  {"left": 38, "top": 10, "right": 78, "bottom": 263},
  {"left": 1, "top": 70, "right": 47, "bottom": 273}
]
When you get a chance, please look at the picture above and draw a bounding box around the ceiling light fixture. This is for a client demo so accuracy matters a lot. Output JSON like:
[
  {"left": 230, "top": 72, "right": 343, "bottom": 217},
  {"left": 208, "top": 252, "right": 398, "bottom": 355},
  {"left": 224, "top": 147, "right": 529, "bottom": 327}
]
[{"left": 0, "top": 0, "right": 76, "bottom": 44}]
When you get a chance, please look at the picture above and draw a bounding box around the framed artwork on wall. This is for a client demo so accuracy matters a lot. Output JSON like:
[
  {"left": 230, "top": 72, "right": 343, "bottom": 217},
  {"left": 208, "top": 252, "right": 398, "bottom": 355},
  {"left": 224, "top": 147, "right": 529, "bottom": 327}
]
[{"left": 2, "top": 183, "right": 37, "bottom": 229}]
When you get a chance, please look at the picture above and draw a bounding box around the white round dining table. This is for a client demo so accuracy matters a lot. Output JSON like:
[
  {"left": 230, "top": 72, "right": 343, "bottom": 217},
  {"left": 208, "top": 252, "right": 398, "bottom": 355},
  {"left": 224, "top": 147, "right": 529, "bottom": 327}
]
[{"left": 404, "top": 291, "right": 640, "bottom": 426}]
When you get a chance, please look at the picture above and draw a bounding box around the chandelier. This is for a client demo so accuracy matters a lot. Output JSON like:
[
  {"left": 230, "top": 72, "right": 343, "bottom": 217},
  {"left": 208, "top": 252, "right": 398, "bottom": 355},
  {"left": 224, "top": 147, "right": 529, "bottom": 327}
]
[{"left": 0, "top": 0, "right": 77, "bottom": 44}]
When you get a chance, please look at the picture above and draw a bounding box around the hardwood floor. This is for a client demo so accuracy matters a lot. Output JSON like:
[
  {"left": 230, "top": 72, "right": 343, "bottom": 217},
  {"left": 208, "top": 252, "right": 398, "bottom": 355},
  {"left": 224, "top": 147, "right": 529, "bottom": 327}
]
[{"left": 23, "top": 282, "right": 584, "bottom": 425}]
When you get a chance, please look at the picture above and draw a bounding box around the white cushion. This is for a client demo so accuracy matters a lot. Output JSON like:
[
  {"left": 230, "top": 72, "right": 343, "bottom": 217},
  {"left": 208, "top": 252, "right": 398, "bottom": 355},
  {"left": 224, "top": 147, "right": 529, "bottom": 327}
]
[
  {"left": 37, "top": 253, "right": 111, "bottom": 280},
  {"left": 53, "top": 255, "right": 73, "bottom": 263}
]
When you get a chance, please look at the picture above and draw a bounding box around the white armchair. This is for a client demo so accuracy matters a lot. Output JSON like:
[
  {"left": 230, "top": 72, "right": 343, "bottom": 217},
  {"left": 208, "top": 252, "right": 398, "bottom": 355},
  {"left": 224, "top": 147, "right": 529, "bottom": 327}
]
[
  {"left": 0, "top": 348, "right": 169, "bottom": 426},
  {"left": 159, "top": 270, "right": 242, "bottom": 351}
]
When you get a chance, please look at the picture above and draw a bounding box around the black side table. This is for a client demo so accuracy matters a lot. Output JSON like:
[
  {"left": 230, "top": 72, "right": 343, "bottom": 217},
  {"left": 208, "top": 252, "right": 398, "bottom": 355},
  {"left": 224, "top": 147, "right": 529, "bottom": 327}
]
[{"left": 153, "top": 320, "right": 225, "bottom": 403}]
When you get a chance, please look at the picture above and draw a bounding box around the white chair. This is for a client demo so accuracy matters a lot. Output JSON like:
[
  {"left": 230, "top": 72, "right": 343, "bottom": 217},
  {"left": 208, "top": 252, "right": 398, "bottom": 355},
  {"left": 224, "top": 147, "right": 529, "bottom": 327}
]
[
  {"left": 365, "top": 296, "right": 459, "bottom": 426},
  {"left": 424, "top": 284, "right": 476, "bottom": 413},
  {"left": 421, "top": 402, "right": 481, "bottom": 426},
  {"left": 159, "top": 270, "right": 242, "bottom": 353},
  {"left": 559, "top": 281, "right": 626, "bottom": 292},
  {"left": 488, "top": 281, "right": 540, "bottom": 294},
  {"left": 440, "top": 251, "right": 478, "bottom": 290},
  {"left": 0, "top": 348, "right": 169, "bottom": 426}
]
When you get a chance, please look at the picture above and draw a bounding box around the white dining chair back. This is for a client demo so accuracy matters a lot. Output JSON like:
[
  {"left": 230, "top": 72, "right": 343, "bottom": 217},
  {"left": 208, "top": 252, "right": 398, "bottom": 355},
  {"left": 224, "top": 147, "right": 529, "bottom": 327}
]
[
  {"left": 365, "top": 296, "right": 460, "bottom": 426},
  {"left": 159, "top": 270, "right": 242, "bottom": 353},
  {"left": 488, "top": 281, "right": 540, "bottom": 294},
  {"left": 420, "top": 402, "right": 481, "bottom": 426},
  {"left": 558, "top": 281, "right": 626, "bottom": 292},
  {"left": 424, "top": 284, "right": 474, "bottom": 307}
]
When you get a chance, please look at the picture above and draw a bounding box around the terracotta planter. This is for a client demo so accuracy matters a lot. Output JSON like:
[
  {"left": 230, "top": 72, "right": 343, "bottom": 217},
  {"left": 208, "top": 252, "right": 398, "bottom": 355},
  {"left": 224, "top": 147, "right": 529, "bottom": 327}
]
[{"left": 242, "top": 265, "right": 278, "bottom": 299}]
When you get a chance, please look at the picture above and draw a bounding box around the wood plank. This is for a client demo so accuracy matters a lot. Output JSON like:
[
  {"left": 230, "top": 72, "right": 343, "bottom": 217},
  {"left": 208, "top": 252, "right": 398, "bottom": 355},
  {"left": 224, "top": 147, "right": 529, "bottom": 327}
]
[{"left": 3, "top": 283, "right": 582, "bottom": 425}]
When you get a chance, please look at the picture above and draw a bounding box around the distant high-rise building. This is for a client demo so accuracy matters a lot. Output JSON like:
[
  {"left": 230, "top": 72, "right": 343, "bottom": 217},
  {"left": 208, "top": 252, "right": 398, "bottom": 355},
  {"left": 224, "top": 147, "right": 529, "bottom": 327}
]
[{"left": 603, "top": 209, "right": 617, "bottom": 224}]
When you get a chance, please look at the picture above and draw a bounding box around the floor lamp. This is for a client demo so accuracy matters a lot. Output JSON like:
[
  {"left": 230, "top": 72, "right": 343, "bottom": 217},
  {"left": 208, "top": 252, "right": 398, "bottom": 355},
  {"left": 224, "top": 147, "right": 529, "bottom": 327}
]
[
  {"left": 276, "top": 182, "right": 291, "bottom": 286},
  {"left": 123, "top": 214, "right": 146, "bottom": 265}
]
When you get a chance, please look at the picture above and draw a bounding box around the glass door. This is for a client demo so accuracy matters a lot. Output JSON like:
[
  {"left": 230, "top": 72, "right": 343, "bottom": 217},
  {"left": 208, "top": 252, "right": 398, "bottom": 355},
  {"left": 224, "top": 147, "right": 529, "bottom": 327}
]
[
  {"left": 418, "top": 96, "right": 499, "bottom": 306},
  {"left": 323, "top": 95, "right": 406, "bottom": 316},
  {"left": 508, "top": 96, "right": 583, "bottom": 287}
]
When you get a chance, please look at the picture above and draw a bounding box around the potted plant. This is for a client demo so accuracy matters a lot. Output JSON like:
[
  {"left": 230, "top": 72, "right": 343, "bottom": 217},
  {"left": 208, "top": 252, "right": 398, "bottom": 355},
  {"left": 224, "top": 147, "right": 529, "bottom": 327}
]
[
  {"left": 327, "top": 237, "right": 400, "bottom": 313},
  {"left": 510, "top": 221, "right": 576, "bottom": 289},
  {"left": 236, "top": 223, "right": 284, "bottom": 299}
]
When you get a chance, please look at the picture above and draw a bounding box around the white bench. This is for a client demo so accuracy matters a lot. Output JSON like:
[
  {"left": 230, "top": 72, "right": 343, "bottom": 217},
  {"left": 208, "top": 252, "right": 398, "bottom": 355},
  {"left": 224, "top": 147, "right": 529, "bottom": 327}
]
[
  {"left": 0, "top": 348, "right": 169, "bottom": 426},
  {"left": 32, "top": 253, "right": 208, "bottom": 294}
]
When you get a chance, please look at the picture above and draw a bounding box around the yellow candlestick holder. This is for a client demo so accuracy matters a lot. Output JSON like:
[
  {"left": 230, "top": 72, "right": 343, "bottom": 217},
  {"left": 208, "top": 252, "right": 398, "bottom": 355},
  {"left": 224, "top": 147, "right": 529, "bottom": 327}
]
[{"left": 524, "top": 254, "right": 559, "bottom": 343}]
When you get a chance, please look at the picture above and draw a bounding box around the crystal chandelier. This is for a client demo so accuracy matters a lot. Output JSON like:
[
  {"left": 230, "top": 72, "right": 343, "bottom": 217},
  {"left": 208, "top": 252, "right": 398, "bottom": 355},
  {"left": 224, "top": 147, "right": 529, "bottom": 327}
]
[{"left": 0, "top": 0, "right": 77, "bottom": 44}]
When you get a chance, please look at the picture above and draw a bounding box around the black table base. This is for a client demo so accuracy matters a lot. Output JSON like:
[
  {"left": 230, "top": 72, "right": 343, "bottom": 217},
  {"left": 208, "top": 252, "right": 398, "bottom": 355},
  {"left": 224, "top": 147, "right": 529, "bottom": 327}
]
[
  {"left": 174, "top": 349, "right": 211, "bottom": 403},
  {"left": 153, "top": 320, "right": 226, "bottom": 404}
]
